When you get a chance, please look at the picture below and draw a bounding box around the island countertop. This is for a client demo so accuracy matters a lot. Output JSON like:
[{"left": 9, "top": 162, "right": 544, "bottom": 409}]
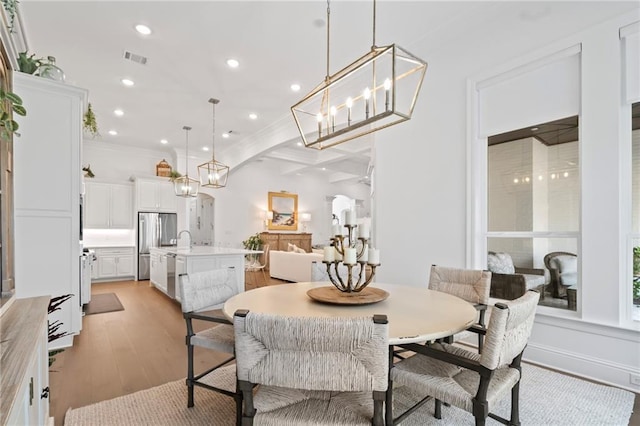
[{"left": 150, "top": 246, "right": 261, "bottom": 257}]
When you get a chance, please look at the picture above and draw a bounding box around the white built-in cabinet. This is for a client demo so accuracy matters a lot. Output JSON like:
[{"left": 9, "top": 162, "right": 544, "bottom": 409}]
[
  {"left": 84, "top": 182, "right": 133, "bottom": 229},
  {"left": 92, "top": 247, "right": 135, "bottom": 281},
  {"left": 136, "top": 177, "right": 177, "bottom": 213},
  {"left": 0, "top": 297, "right": 50, "bottom": 426},
  {"left": 13, "top": 73, "right": 86, "bottom": 348}
]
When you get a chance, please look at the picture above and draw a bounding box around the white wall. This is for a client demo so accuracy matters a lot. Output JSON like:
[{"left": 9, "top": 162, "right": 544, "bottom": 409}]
[{"left": 374, "top": 4, "right": 640, "bottom": 391}]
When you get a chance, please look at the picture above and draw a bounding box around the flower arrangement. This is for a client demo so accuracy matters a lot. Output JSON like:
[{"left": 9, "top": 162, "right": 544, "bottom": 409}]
[{"left": 242, "top": 233, "right": 263, "bottom": 250}]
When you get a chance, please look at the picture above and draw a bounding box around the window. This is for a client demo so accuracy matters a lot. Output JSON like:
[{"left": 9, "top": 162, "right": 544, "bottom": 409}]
[
  {"left": 487, "top": 117, "right": 579, "bottom": 310},
  {"left": 630, "top": 102, "right": 640, "bottom": 321}
]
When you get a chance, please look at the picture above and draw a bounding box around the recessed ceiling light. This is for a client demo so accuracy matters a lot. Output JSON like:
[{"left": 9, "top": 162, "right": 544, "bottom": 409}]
[
  {"left": 297, "top": 142, "right": 303, "bottom": 146},
  {"left": 114, "top": 109, "right": 124, "bottom": 117},
  {"left": 291, "top": 83, "right": 301, "bottom": 92},
  {"left": 135, "top": 24, "right": 152, "bottom": 35},
  {"left": 108, "top": 130, "right": 118, "bottom": 136},
  {"left": 222, "top": 133, "right": 230, "bottom": 139},
  {"left": 530, "top": 127, "right": 539, "bottom": 131},
  {"left": 160, "top": 139, "right": 168, "bottom": 144},
  {"left": 121, "top": 78, "right": 134, "bottom": 87},
  {"left": 226, "top": 58, "right": 239, "bottom": 68},
  {"left": 202, "top": 146, "right": 209, "bottom": 151},
  {"left": 321, "top": 167, "right": 326, "bottom": 171},
  {"left": 249, "top": 113, "right": 257, "bottom": 120}
]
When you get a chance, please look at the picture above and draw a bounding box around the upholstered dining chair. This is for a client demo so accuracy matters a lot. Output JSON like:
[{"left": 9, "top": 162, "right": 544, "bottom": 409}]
[
  {"left": 428, "top": 265, "right": 492, "bottom": 352},
  {"left": 387, "top": 290, "right": 540, "bottom": 426},
  {"left": 233, "top": 310, "right": 389, "bottom": 425},
  {"left": 245, "top": 244, "right": 269, "bottom": 287},
  {"left": 178, "top": 267, "right": 242, "bottom": 425}
]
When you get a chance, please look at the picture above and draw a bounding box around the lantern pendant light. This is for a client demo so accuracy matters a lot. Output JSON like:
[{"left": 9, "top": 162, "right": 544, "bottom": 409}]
[
  {"left": 174, "top": 126, "right": 200, "bottom": 197},
  {"left": 198, "top": 98, "right": 229, "bottom": 188}
]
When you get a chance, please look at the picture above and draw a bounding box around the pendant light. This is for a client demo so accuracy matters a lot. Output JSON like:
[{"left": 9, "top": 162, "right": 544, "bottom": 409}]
[
  {"left": 174, "top": 126, "right": 200, "bottom": 197},
  {"left": 198, "top": 98, "right": 229, "bottom": 188},
  {"left": 291, "top": 0, "right": 427, "bottom": 150}
]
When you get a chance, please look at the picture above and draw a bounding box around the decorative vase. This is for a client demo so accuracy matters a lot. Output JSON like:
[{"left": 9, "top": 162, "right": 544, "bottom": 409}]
[{"left": 36, "top": 56, "right": 65, "bottom": 82}]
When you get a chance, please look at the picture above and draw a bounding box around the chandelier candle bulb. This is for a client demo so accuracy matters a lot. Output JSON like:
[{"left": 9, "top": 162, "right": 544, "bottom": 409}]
[
  {"left": 344, "top": 248, "right": 357, "bottom": 265},
  {"left": 346, "top": 97, "right": 353, "bottom": 125},
  {"left": 316, "top": 113, "right": 323, "bottom": 137},
  {"left": 384, "top": 78, "right": 391, "bottom": 111},
  {"left": 330, "top": 106, "right": 337, "bottom": 132},
  {"left": 368, "top": 248, "right": 380, "bottom": 265},
  {"left": 323, "top": 247, "right": 335, "bottom": 262},
  {"left": 364, "top": 87, "right": 371, "bottom": 118}
]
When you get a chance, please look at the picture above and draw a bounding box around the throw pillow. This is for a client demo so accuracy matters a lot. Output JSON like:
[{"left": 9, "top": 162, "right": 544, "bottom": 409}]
[
  {"left": 287, "top": 242, "right": 295, "bottom": 252},
  {"left": 487, "top": 251, "right": 515, "bottom": 274},
  {"left": 294, "top": 246, "right": 306, "bottom": 254}
]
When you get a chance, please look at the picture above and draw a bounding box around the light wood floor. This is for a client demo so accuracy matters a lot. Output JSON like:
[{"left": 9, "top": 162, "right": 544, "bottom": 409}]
[
  {"left": 50, "top": 273, "right": 639, "bottom": 426},
  {"left": 49, "top": 271, "right": 281, "bottom": 426}
]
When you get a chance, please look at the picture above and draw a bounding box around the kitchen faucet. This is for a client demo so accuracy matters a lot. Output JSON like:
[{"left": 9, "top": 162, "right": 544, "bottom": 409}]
[{"left": 178, "top": 230, "right": 193, "bottom": 248}]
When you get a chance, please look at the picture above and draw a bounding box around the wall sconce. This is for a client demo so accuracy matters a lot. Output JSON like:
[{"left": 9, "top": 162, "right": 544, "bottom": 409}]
[{"left": 263, "top": 210, "right": 274, "bottom": 230}]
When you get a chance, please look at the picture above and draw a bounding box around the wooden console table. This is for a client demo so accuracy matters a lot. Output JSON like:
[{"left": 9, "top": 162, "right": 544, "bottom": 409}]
[{"left": 259, "top": 232, "right": 312, "bottom": 252}]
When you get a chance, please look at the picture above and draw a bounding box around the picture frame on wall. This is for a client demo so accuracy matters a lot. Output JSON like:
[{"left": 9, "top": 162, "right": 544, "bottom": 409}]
[{"left": 268, "top": 191, "right": 298, "bottom": 231}]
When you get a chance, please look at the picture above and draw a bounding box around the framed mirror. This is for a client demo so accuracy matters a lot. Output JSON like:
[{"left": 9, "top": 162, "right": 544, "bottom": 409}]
[{"left": 268, "top": 192, "right": 298, "bottom": 231}]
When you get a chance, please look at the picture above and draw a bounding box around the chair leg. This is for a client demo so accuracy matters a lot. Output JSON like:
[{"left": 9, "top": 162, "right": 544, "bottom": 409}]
[
  {"left": 187, "top": 343, "right": 195, "bottom": 407},
  {"left": 434, "top": 399, "right": 442, "bottom": 419},
  {"left": 235, "top": 380, "right": 243, "bottom": 426},
  {"left": 261, "top": 269, "right": 268, "bottom": 286},
  {"left": 385, "top": 348, "right": 394, "bottom": 426},
  {"left": 478, "top": 334, "right": 484, "bottom": 353},
  {"left": 510, "top": 380, "right": 521, "bottom": 426}
]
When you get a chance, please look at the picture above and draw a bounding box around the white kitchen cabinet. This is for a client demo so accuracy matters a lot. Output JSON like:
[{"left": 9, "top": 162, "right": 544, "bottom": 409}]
[
  {"left": 85, "top": 182, "right": 133, "bottom": 229},
  {"left": 93, "top": 247, "right": 135, "bottom": 281},
  {"left": 1, "top": 297, "right": 50, "bottom": 426},
  {"left": 136, "top": 177, "right": 177, "bottom": 213},
  {"left": 150, "top": 252, "right": 168, "bottom": 294},
  {"left": 13, "top": 73, "right": 86, "bottom": 348}
]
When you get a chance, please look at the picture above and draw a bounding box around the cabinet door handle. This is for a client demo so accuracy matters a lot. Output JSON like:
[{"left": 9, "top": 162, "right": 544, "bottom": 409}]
[{"left": 41, "top": 386, "right": 50, "bottom": 399}]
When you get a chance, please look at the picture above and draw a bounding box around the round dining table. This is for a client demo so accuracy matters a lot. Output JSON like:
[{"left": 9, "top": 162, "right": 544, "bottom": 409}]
[{"left": 223, "top": 282, "right": 478, "bottom": 345}]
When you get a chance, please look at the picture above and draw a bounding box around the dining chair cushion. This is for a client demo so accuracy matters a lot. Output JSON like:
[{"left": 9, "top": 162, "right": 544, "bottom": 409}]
[
  {"left": 391, "top": 343, "right": 520, "bottom": 413},
  {"left": 191, "top": 324, "right": 235, "bottom": 353},
  {"left": 252, "top": 387, "right": 376, "bottom": 425}
]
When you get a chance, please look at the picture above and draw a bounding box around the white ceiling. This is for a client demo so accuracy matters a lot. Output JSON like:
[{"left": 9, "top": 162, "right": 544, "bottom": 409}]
[{"left": 15, "top": 1, "right": 638, "bottom": 184}]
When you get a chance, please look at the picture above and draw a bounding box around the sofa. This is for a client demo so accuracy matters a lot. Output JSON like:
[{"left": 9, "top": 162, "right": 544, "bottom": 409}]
[
  {"left": 269, "top": 250, "right": 324, "bottom": 282},
  {"left": 487, "top": 251, "right": 546, "bottom": 300}
]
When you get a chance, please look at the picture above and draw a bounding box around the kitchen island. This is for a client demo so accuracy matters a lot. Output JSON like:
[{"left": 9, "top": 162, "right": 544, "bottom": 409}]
[{"left": 149, "top": 246, "right": 260, "bottom": 300}]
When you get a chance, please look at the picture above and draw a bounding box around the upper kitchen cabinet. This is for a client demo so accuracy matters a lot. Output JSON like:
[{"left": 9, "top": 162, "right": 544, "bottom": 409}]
[
  {"left": 136, "top": 177, "right": 177, "bottom": 213},
  {"left": 12, "top": 73, "right": 86, "bottom": 348},
  {"left": 84, "top": 182, "right": 133, "bottom": 229}
]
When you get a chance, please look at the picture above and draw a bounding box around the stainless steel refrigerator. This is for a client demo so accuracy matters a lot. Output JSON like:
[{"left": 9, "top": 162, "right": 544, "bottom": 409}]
[{"left": 138, "top": 212, "right": 177, "bottom": 280}]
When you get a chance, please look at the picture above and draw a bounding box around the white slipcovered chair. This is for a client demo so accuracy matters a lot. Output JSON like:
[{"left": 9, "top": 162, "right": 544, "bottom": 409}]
[
  {"left": 387, "top": 290, "right": 540, "bottom": 426},
  {"left": 245, "top": 244, "right": 270, "bottom": 287},
  {"left": 178, "top": 267, "right": 241, "bottom": 425},
  {"left": 233, "top": 310, "right": 389, "bottom": 425},
  {"left": 428, "top": 265, "right": 492, "bottom": 352}
]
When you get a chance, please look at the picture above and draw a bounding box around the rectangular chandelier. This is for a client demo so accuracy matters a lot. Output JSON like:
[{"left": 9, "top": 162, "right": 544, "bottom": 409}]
[{"left": 291, "top": 44, "right": 427, "bottom": 150}]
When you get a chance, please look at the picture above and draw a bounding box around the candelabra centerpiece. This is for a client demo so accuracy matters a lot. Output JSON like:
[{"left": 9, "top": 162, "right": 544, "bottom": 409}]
[{"left": 322, "top": 211, "right": 380, "bottom": 293}]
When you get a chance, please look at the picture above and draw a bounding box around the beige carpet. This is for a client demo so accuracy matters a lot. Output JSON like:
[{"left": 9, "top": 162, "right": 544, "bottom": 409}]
[
  {"left": 84, "top": 293, "right": 124, "bottom": 315},
  {"left": 64, "top": 363, "right": 634, "bottom": 425}
]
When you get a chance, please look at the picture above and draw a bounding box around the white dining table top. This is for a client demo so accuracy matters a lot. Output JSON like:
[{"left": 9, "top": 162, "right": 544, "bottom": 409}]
[{"left": 223, "top": 282, "right": 478, "bottom": 345}]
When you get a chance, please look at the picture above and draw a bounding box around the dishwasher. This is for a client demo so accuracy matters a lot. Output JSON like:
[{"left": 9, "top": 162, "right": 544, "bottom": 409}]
[{"left": 166, "top": 253, "right": 176, "bottom": 298}]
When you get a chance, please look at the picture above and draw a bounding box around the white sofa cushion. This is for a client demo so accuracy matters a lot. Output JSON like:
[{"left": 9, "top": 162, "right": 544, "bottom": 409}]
[{"left": 270, "top": 250, "right": 324, "bottom": 282}]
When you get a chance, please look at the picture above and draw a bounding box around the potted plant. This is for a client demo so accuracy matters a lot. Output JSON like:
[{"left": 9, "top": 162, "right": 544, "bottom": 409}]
[
  {"left": 242, "top": 233, "right": 263, "bottom": 250},
  {"left": 83, "top": 103, "right": 99, "bottom": 138},
  {"left": 17, "top": 51, "right": 43, "bottom": 74}
]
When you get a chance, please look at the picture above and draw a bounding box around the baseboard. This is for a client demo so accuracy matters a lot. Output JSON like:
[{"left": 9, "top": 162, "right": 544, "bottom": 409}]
[{"left": 524, "top": 342, "right": 640, "bottom": 393}]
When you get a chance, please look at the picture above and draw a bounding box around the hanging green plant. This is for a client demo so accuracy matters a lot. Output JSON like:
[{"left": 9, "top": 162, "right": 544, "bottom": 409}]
[
  {"left": 168, "top": 170, "right": 182, "bottom": 182},
  {"left": 1, "top": 0, "right": 19, "bottom": 34},
  {"left": 83, "top": 103, "right": 99, "bottom": 137},
  {"left": 17, "top": 51, "right": 43, "bottom": 74},
  {"left": 0, "top": 88, "right": 26, "bottom": 139}
]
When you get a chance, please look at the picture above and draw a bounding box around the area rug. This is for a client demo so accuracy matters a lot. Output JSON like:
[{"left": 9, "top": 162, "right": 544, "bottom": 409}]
[
  {"left": 83, "top": 293, "right": 124, "bottom": 315},
  {"left": 64, "top": 363, "right": 634, "bottom": 425}
]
